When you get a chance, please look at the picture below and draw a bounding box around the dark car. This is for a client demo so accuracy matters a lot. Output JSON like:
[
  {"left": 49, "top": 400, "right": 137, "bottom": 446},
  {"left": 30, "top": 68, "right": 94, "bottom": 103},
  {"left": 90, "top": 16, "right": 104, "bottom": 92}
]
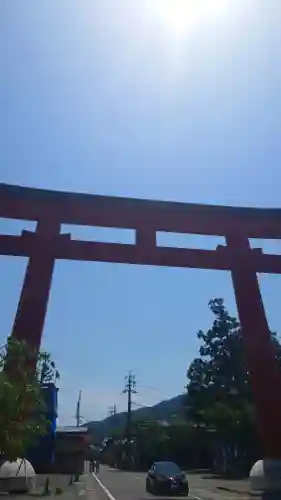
[{"left": 146, "top": 461, "right": 189, "bottom": 496}]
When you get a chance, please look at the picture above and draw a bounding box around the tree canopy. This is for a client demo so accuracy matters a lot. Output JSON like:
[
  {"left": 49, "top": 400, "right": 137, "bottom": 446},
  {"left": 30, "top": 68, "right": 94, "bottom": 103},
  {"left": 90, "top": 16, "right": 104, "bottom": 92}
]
[
  {"left": 37, "top": 351, "right": 60, "bottom": 385},
  {"left": 186, "top": 298, "right": 281, "bottom": 437},
  {"left": 0, "top": 337, "right": 59, "bottom": 461}
]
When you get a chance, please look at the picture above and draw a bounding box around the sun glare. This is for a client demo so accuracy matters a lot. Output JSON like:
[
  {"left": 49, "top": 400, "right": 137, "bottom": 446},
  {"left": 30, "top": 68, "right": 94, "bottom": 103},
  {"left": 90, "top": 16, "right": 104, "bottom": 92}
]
[{"left": 150, "top": 0, "right": 227, "bottom": 38}]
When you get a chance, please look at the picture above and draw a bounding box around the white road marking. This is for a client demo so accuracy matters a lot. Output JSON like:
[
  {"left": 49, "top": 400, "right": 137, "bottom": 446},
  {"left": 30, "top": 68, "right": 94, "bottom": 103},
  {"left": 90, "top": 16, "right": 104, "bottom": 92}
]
[
  {"left": 92, "top": 473, "right": 116, "bottom": 500},
  {"left": 92, "top": 472, "right": 206, "bottom": 500}
]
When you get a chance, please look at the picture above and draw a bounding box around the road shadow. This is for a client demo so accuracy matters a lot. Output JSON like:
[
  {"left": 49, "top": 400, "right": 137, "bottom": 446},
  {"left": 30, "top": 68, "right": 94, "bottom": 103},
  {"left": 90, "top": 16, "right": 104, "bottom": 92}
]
[
  {"left": 187, "top": 467, "right": 248, "bottom": 480},
  {"left": 203, "top": 472, "right": 247, "bottom": 480},
  {"left": 187, "top": 467, "right": 248, "bottom": 481},
  {"left": 186, "top": 468, "right": 210, "bottom": 474},
  {"left": 105, "top": 469, "right": 124, "bottom": 473},
  {"left": 139, "top": 497, "right": 189, "bottom": 500}
]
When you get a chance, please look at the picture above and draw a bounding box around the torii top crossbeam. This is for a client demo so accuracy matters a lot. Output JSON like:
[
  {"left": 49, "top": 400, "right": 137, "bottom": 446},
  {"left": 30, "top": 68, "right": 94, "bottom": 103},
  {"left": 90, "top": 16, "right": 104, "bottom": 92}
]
[{"left": 0, "top": 183, "right": 281, "bottom": 238}]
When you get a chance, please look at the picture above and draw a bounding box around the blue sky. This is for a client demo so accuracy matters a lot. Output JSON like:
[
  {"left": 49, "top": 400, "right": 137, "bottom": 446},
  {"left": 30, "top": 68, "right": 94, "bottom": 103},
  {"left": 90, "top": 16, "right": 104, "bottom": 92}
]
[{"left": 1, "top": 0, "right": 281, "bottom": 424}]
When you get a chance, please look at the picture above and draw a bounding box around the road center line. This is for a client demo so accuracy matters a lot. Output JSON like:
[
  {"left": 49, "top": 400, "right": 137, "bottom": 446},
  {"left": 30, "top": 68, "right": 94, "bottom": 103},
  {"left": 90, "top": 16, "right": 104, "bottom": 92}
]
[{"left": 92, "top": 473, "right": 116, "bottom": 500}]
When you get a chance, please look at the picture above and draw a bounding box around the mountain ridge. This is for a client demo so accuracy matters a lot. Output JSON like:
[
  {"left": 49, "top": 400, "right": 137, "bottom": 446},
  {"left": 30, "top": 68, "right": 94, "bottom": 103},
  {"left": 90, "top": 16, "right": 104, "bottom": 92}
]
[{"left": 84, "top": 394, "right": 186, "bottom": 442}]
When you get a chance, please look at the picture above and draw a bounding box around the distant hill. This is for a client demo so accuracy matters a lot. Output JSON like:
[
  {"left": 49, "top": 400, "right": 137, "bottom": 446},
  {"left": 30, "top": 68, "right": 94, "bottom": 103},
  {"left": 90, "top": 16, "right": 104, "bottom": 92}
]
[{"left": 84, "top": 394, "right": 186, "bottom": 443}]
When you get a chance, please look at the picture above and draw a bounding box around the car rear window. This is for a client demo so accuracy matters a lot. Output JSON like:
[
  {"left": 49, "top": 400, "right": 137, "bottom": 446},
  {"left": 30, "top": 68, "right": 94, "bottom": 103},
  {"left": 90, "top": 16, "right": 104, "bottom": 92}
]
[{"left": 155, "top": 462, "right": 180, "bottom": 475}]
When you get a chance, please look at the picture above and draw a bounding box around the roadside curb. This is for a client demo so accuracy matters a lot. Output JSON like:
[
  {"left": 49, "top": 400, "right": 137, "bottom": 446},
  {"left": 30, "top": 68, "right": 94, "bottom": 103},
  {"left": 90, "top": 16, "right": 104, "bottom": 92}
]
[
  {"left": 217, "top": 485, "right": 262, "bottom": 497},
  {"left": 72, "top": 473, "right": 92, "bottom": 500}
]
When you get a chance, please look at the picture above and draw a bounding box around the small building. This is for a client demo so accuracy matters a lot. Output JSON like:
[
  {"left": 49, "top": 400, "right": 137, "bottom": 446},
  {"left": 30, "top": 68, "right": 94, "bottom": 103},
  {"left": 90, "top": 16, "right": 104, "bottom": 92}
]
[{"left": 53, "top": 426, "right": 90, "bottom": 474}]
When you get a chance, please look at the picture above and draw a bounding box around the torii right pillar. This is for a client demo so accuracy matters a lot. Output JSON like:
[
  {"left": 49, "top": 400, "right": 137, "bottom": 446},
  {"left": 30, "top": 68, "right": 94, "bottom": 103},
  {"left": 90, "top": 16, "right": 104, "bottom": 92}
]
[{"left": 226, "top": 235, "right": 281, "bottom": 493}]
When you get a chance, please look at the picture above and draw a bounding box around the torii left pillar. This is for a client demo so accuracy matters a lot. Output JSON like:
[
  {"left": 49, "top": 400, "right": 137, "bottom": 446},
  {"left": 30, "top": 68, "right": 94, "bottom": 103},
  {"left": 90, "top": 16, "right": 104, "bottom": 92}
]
[{"left": 11, "top": 219, "right": 60, "bottom": 358}]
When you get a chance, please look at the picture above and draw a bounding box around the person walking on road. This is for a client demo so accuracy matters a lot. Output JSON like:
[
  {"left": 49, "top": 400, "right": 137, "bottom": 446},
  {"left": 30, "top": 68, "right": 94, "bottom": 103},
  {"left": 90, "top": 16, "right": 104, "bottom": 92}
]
[{"left": 95, "top": 459, "right": 100, "bottom": 474}]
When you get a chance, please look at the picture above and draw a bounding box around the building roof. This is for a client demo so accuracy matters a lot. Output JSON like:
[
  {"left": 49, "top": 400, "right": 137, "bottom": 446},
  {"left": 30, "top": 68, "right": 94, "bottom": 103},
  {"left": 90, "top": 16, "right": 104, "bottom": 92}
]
[{"left": 56, "top": 426, "right": 89, "bottom": 434}]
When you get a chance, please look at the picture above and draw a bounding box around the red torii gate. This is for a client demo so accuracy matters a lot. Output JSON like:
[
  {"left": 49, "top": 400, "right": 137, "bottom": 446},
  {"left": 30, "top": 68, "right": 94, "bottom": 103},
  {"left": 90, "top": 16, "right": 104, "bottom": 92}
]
[{"left": 1, "top": 182, "right": 281, "bottom": 462}]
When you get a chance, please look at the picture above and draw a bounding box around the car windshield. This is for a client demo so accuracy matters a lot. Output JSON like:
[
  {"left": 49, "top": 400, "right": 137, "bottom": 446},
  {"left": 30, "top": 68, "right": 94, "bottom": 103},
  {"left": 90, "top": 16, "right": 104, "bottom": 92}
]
[{"left": 155, "top": 462, "right": 181, "bottom": 476}]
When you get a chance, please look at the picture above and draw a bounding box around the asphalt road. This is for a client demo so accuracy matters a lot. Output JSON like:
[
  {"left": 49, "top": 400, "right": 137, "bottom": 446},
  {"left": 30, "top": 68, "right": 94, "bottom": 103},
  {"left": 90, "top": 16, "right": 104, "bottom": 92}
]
[{"left": 90, "top": 466, "right": 248, "bottom": 500}]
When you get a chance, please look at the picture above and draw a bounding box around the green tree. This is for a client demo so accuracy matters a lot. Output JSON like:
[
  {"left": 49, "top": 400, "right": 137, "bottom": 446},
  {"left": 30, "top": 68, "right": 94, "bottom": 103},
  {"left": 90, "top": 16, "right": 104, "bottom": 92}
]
[
  {"left": 186, "top": 298, "right": 281, "bottom": 470},
  {"left": 134, "top": 420, "right": 169, "bottom": 467},
  {"left": 0, "top": 337, "right": 59, "bottom": 462},
  {"left": 187, "top": 299, "right": 245, "bottom": 427},
  {"left": 186, "top": 298, "right": 281, "bottom": 428},
  {"left": 37, "top": 351, "right": 60, "bottom": 384}
]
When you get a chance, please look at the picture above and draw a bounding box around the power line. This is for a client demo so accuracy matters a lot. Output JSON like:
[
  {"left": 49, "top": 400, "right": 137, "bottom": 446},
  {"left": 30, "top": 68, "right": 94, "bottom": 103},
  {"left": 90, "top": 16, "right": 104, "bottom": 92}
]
[
  {"left": 140, "top": 383, "right": 161, "bottom": 393},
  {"left": 137, "top": 380, "right": 175, "bottom": 400},
  {"left": 123, "top": 371, "right": 137, "bottom": 469},
  {"left": 131, "top": 401, "right": 147, "bottom": 408}
]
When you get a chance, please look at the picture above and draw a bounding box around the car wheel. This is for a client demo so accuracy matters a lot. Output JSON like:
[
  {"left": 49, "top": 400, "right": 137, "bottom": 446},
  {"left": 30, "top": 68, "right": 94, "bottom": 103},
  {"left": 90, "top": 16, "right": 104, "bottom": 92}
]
[
  {"left": 146, "top": 479, "right": 152, "bottom": 493},
  {"left": 147, "top": 479, "right": 156, "bottom": 495}
]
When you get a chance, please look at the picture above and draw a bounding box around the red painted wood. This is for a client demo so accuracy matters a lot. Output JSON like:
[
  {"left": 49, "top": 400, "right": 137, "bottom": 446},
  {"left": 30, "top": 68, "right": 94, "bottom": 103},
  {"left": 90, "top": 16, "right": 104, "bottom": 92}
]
[
  {"left": 10, "top": 220, "right": 60, "bottom": 354},
  {"left": 1, "top": 183, "right": 281, "bottom": 238},
  {"left": 1, "top": 184, "right": 281, "bottom": 458},
  {"left": 1, "top": 234, "right": 281, "bottom": 273},
  {"left": 226, "top": 236, "right": 281, "bottom": 459}
]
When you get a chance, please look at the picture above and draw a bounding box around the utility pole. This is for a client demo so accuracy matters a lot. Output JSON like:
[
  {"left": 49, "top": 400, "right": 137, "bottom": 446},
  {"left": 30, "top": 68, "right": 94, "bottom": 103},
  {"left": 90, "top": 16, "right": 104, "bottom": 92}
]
[
  {"left": 108, "top": 404, "right": 117, "bottom": 416},
  {"left": 76, "top": 390, "right": 82, "bottom": 427},
  {"left": 73, "top": 390, "right": 83, "bottom": 483},
  {"left": 123, "top": 372, "right": 137, "bottom": 469}
]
